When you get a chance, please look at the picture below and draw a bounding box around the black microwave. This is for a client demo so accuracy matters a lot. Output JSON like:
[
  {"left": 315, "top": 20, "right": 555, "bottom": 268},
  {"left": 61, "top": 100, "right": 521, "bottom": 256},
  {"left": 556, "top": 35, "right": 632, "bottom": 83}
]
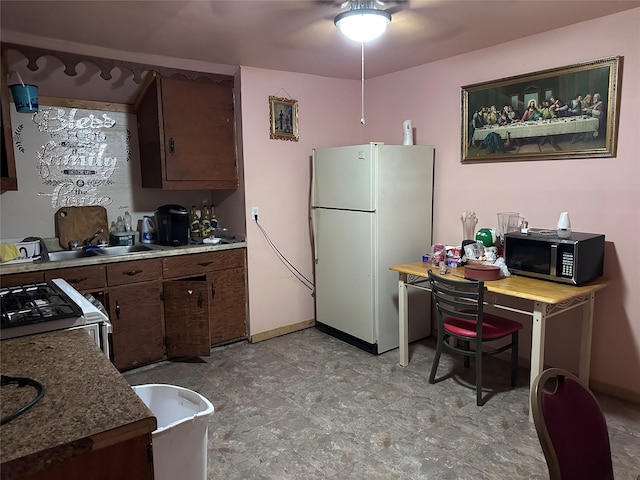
[{"left": 504, "top": 229, "right": 605, "bottom": 285}]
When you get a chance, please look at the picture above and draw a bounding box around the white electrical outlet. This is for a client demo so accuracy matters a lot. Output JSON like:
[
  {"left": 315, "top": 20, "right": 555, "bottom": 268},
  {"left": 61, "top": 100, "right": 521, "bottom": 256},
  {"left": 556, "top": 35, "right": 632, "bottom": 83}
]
[{"left": 251, "top": 207, "right": 259, "bottom": 220}]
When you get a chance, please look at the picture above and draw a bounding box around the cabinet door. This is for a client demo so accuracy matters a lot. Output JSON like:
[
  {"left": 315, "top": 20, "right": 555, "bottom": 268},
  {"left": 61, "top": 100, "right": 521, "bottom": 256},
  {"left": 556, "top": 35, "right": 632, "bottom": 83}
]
[
  {"left": 161, "top": 77, "right": 237, "bottom": 188},
  {"left": 23, "top": 433, "right": 154, "bottom": 480},
  {"left": 163, "top": 280, "right": 211, "bottom": 358},
  {"left": 1, "top": 53, "right": 17, "bottom": 193},
  {"left": 109, "top": 280, "right": 164, "bottom": 371},
  {"left": 136, "top": 74, "right": 238, "bottom": 190},
  {"left": 209, "top": 266, "right": 247, "bottom": 345}
]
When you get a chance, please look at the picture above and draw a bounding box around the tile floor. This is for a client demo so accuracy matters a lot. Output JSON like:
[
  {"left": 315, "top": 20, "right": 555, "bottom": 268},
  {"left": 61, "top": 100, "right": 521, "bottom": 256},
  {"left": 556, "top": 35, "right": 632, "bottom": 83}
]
[{"left": 124, "top": 327, "right": 640, "bottom": 479}]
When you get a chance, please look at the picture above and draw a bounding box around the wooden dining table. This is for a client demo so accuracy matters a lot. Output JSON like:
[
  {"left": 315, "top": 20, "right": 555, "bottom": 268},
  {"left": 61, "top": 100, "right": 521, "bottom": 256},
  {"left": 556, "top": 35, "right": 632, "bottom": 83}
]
[{"left": 389, "top": 262, "right": 608, "bottom": 413}]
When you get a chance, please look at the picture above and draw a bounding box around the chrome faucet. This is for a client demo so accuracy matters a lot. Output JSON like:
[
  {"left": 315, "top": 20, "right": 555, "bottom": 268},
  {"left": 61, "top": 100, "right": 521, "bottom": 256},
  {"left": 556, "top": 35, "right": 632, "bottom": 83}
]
[{"left": 84, "top": 228, "right": 105, "bottom": 246}]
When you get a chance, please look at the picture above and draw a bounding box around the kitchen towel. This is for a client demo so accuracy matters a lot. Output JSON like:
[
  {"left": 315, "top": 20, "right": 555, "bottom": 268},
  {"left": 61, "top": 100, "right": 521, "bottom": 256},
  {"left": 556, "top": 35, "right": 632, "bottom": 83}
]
[{"left": 0, "top": 243, "right": 20, "bottom": 262}]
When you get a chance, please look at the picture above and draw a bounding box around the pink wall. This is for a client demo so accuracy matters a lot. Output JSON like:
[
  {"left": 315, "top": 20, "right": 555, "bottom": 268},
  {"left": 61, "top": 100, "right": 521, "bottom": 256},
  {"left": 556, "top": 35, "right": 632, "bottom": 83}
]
[
  {"left": 364, "top": 9, "right": 640, "bottom": 396},
  {"left": 239, "top": 67, "right": 363, "bottom": 335},
  {"left": 240, "top": 10, "right": 639, "bottom": 397}
]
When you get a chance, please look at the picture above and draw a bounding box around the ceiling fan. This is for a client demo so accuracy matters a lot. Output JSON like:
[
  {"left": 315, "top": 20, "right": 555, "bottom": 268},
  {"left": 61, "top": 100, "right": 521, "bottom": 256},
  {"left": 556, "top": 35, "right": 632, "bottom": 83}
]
[
  {"left": 334, "top": 1, "right": 396, "bottom": 42},
  {"left": 321, "top": 1, "right": 410, "bottom": 123}
]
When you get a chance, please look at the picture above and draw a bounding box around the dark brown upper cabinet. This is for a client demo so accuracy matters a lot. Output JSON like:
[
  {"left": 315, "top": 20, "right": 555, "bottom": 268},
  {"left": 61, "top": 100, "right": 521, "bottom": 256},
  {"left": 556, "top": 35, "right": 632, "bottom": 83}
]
[{"left": 136, "top": 74, "right": 238, "bottom": 190}]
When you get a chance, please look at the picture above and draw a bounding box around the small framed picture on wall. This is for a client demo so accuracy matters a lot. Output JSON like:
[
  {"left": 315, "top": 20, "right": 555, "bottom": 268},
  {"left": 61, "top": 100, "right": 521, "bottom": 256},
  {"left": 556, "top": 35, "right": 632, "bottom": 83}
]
[{"left": 269, "top": 96, "right": 299, "bottom": 141}]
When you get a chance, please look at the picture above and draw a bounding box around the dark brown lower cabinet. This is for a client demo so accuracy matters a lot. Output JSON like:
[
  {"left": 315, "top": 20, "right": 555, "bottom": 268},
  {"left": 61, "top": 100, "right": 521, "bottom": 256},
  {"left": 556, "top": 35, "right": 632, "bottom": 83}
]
[
  {"left": 210, "top": 266, "right": 247, "bottom": 345},
  {"left": 163, "top": 279, "right": 211, "bottom": 358},
  {"left": 162, "top": 249, "right": 247, "bottom": 347},
  {"left": 109, "top": 280, "right": 165, "bottom": 371},
  {"left": 0, "top": 248, "right": 247, "bottom": 371},
  {"left": 21, "top": 433, "right": 153, "bottom": 480}
]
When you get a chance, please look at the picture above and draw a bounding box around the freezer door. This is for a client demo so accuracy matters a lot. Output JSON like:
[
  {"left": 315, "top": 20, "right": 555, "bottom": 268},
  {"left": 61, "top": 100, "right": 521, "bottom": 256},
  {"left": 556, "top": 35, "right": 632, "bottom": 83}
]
[
  {"left": 312, "top": 145, "right": 374, "bottom": 211},
  {"left": 313, "top": 208, "right": 375, "bottom": 344}
]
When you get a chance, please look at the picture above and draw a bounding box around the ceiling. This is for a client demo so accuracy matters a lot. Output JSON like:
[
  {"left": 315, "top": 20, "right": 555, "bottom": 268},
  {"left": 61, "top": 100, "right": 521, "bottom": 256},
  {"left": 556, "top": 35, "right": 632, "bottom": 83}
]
[{"left": 1, "top": 0, "right": 639, "bottom": 81}]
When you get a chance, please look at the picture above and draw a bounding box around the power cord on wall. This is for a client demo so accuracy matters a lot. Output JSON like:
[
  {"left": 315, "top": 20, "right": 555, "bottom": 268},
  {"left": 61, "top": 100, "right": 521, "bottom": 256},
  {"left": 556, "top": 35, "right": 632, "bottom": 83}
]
[{"left": 253, "top": 216, "right": 314, "bottom": 291}]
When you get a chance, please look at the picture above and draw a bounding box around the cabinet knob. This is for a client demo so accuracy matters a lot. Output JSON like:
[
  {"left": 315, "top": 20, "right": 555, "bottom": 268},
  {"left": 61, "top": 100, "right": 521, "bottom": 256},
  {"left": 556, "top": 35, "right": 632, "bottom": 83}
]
[
  {"left": 187, "top": 289, "right": 193, "bottom": 295},
  {"left": 115, "top": 301, "right": 120, "bottom": 319},
  {"left": 169, "top": 137, "right": 175, "bottom": 155}
]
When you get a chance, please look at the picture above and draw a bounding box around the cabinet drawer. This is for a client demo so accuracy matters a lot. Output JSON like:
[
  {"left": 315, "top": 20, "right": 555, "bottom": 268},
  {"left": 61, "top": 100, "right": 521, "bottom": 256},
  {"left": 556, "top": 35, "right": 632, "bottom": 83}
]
[
  {"left": 0, "top": 272, "right": 45, "bottom": 287},
  {"left": 107, "top": 258, "right": 162, "bottom": 286},
  {"left": 163, "top": 249, "right": 245, "bottom": 279},
  {"left": 45, "top": 265, "right": 106, "bottom": 292}
]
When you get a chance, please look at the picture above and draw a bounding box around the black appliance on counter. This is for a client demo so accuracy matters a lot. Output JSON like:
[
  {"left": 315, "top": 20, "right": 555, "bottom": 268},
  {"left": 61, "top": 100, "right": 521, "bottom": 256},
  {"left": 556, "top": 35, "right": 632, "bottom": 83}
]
[
  {"left": 155, "top": 204, "right": 189, "bottom": 246},
  {"left": 504, "top": 229, "right": 605, "bottom": 285}
]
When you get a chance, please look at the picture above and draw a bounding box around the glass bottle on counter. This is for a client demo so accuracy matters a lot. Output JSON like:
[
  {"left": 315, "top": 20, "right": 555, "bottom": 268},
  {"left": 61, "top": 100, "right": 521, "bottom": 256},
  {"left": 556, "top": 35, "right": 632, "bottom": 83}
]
[
  {"left": 201, "top": 203, "right": 211, "bottom": 237},
  {"left": 190, "top": 205, "right": 200, "bottom": 239},
  {"left": 123, "top": 211, "right": 132, "bottom": 232},
  {"left": 210, "top": 205, "right": 218, "bottom": 229}
]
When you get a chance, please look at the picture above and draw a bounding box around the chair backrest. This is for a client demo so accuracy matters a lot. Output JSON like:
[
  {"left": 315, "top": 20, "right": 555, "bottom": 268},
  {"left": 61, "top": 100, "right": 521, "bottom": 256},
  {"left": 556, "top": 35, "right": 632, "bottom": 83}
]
[
  {"left": 531, "top": 368, "right": 613, "bottom": 480},
  {"left": 428, "top": 271, "right": 484, "bottom": 334}
]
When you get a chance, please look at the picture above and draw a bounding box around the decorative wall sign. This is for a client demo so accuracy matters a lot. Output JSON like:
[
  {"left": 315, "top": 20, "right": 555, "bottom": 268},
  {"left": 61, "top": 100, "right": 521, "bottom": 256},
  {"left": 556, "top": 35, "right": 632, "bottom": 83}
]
[
  {"left": 461, "top": 56, "right": 621, "bottom": 163},
  {"left": 21, "top": 106, "right": 131, "bottom": 208},
  {"left": 269, "top": 96, "right": 299, "bottom": 141}
]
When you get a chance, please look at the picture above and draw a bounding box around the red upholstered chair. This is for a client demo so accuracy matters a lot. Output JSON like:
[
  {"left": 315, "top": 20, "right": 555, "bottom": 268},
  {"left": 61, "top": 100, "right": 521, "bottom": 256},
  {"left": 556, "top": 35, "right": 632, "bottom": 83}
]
[
  {"left": 427, "top": 271, "right": 523, "bottom": 406},
  {"left": 531, "top": 368, "right": 614, "bottom": 480}
]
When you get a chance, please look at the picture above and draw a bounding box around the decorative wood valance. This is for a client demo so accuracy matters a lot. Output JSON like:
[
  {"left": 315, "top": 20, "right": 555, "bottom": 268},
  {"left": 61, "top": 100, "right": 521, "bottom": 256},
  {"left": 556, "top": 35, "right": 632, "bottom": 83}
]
[{"left": 1, "top": 42, "right": 234, "bottom": 87}]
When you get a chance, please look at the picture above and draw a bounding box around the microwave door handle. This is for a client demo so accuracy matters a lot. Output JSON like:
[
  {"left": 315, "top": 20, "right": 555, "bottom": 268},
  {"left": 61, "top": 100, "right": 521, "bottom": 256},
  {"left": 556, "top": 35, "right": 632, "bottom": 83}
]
[{"left": 550, "top": 244, "right": 558, "bottom": 277}]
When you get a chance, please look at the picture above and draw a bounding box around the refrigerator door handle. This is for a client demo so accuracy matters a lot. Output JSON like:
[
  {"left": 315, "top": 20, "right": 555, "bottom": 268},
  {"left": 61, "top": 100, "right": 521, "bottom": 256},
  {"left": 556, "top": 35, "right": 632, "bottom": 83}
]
[
  {"left": 311, "top": 154, "right": 318, "bottom": 264},
  {"left": 311, "top": 207, "right": 318, "bottom": 264}
]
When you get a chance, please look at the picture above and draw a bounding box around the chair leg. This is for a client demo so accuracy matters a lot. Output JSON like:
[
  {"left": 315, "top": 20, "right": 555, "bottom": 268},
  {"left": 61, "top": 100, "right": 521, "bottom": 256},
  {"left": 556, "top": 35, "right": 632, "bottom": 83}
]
[
  {"left": 463, "top": 340, "right": 470, "bottom": 368},
  {"left": 429, "top": 330, "right": 445, "bottom": 384},
  {"left": 511, "top": 331, "right": 519, "bottom": 387},
  {"left": 476, "top": 338, "right": 483, "bottom": 406}
]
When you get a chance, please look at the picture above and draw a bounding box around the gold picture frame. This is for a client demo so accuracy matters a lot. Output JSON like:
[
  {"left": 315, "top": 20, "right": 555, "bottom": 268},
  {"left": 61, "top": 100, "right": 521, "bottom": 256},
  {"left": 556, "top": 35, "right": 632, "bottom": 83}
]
[
  {"left": 462, "top": 56, "right": 621, "bottom": 163},
  {"left": 269, "top": 96, "right": 298, "bottom": 141}
]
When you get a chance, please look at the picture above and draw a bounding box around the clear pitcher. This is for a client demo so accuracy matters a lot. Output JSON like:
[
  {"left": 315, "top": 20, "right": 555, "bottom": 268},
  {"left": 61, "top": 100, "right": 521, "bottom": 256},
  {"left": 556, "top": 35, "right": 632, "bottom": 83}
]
[{"left": 497, "top": 212, "right": 520, "bottom": 242}]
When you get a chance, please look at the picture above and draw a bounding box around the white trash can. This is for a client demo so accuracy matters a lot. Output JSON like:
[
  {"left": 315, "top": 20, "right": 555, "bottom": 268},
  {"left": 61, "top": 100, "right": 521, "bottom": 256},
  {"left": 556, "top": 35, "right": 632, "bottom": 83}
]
[{"left": 133, "top": 384, "right": 214, "bottom": 480}]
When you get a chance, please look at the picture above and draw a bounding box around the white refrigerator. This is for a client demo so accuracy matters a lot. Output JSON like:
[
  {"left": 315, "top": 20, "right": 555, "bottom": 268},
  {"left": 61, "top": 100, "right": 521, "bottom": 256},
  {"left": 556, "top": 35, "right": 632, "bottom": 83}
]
[{"left": 311, "top": 143, "right": 434, "bottom": 354}]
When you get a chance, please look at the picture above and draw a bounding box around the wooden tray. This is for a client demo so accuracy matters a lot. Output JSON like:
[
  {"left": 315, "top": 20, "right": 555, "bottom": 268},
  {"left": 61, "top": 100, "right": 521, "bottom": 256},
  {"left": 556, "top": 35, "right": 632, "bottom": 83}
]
[{"left": 54, "top": 206, "right": 109, "bottom": 249}]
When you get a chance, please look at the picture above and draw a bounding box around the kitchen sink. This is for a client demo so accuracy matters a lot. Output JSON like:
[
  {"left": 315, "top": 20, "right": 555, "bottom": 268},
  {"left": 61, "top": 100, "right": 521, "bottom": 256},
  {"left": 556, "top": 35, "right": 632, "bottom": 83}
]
[
  {"left": 95, "top": 244, "right": 159, "bottom": 256},
  {"left": 44, "top": 244, "right": 159, "bottom": 262},
  {"left": 46, "top": 249, "right": 101, "bottom": 262}
]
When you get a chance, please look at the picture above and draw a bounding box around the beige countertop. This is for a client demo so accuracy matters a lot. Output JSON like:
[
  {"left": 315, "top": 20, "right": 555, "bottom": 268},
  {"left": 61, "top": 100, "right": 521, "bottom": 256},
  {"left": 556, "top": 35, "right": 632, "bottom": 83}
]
[
  {"left": 0, "top": 241, "right": 247, "bottom": 276},
  {"left": 0, "top": 330, "right": 157, "bottom": 480}
]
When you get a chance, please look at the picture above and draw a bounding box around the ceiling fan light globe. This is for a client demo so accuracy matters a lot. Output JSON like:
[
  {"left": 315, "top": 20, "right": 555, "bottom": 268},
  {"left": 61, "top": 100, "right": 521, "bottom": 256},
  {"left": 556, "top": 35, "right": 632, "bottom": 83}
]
[{"left": 334, "top": 9, "right": 391, "bottom": 42}]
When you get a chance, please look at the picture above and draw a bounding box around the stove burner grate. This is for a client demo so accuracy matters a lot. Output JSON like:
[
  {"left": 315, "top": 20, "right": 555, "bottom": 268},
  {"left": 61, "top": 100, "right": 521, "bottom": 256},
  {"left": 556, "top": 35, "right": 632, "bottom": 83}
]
[{"left": 0, "top": 282, "right": 83, "bottom": 329}]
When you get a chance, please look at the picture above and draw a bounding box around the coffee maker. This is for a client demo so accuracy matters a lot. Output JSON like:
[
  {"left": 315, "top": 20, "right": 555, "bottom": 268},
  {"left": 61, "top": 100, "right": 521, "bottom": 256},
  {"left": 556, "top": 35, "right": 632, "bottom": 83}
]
[{"left": 155, "top": 204, "right": 189, "bottom": 246}]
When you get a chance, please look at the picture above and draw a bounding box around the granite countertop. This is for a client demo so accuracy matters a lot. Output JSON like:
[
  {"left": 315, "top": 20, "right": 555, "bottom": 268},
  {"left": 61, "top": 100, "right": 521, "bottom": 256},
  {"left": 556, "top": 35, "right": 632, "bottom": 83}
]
[
  {"left": 0, "top": 330, "right": 157, "bottom": 479},
  {"left": 0, "top": 241, "right": 247, "bottom": 275}
]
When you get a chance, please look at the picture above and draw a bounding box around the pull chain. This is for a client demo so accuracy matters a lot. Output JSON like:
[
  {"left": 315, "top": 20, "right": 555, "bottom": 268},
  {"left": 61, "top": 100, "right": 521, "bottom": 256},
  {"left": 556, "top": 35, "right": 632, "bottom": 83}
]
[{"left": 360, "top": 42, "right": 365, "bottom": 125}]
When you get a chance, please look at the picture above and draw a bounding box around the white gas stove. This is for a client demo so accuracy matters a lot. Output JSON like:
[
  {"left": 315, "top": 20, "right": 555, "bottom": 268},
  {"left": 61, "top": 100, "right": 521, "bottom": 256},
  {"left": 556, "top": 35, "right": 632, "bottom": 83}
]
[{"left": 0, "top": 279, "right": 111, "bottom": 359}]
